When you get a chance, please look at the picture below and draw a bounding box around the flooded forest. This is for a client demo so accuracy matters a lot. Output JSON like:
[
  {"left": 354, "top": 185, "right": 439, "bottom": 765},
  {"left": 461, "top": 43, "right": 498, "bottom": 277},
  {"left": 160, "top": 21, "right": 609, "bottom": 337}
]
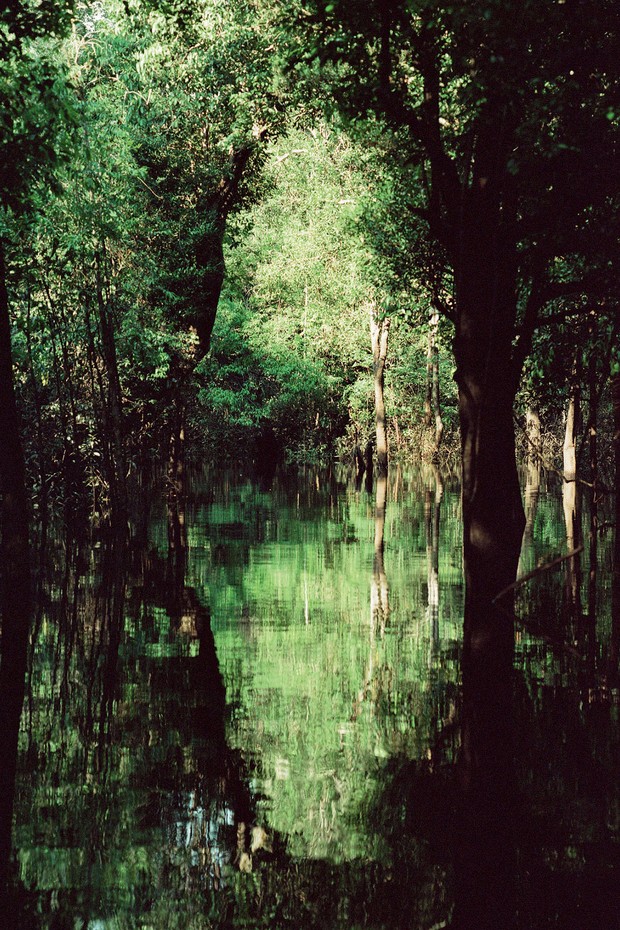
[{"left": 2, "top": 2, "right": 620, "bottom": 928}]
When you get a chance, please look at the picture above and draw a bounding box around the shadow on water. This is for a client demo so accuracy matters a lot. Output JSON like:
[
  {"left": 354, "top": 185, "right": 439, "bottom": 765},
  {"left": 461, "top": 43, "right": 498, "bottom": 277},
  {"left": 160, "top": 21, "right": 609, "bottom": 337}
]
[{"left": 2, "top": 466, "right": 620, "bottom": 928}]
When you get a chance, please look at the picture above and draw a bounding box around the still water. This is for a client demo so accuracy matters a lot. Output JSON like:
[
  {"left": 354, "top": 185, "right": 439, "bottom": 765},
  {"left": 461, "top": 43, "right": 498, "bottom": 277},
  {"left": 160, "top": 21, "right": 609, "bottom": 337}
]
[{"left": 8, "top": 466, "right": 620, "bottom": 928}]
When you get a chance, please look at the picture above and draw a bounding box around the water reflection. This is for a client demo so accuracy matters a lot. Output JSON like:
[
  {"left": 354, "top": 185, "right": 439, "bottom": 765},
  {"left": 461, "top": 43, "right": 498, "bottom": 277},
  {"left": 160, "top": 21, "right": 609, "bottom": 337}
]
[{"left": 3, "top": 467, "right": 620, "bottom": 927}]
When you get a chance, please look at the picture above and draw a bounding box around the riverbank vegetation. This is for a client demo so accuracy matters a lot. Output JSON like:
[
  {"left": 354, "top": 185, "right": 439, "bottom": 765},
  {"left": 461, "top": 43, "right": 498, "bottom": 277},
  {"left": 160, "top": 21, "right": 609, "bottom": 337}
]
[{"left": 5, "top": 0, "right": 618, "bottom": 512}]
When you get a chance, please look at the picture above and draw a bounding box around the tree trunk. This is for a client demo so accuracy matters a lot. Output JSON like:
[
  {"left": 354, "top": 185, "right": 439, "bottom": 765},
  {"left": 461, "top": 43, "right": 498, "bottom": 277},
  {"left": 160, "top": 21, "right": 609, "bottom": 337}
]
[
  {"left": 563, "top": 365, "right": 580, "bottom": 483},
  {"left": 455, "top": 321, "right": 525, "bottom": 671},
  {"left": 452, "top": 202, "right": 525, "bottom": 818},
  {"left": 193, "top": 218, "right": 225, "bottom": 354},
  {"left": 0, "top": 240, "right": 31, "bottom": 896},
  {"left": 424, "top": 321, "right": 433, "bottom": 427},
  {"left": 370, "top": 305, "right": 390, "bottom": 477}
]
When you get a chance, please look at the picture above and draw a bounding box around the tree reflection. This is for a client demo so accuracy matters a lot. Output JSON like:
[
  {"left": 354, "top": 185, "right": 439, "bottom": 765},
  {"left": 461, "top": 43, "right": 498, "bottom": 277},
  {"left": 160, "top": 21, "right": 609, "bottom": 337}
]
[{"left": 425, "top": 466, "right": 443, "bottom": 650}]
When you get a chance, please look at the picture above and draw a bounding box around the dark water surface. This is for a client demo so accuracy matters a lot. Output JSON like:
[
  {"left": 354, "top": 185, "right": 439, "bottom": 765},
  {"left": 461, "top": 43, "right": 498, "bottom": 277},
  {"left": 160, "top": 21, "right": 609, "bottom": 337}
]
[{"left": 7, "top": 466, "right": 620, "bottom": 928}]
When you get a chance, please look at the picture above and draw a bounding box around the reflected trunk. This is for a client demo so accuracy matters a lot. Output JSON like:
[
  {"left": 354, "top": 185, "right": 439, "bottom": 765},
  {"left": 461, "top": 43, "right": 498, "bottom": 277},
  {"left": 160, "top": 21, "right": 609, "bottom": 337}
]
[
  {"left": 371, "top": 474, "right": 389, "bottom": 636},
  {"left": 425, "top": 466, "right": 443, "bottom": 649},
  {"left": 353, "top": 474, "right": 390, "bottom": 722},
  {"left": 562, "top": 479, "right": 582, "bottom": 625}
]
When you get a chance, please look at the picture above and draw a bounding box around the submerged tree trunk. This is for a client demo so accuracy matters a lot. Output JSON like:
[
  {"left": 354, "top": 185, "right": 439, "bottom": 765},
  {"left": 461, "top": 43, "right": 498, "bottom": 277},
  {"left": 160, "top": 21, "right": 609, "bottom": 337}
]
[
  {"left": 0, "top": 240, "right": 31, "bottom": 897},
  {"left": 370, "top": 305, "right": 390, "bottom": 477}
]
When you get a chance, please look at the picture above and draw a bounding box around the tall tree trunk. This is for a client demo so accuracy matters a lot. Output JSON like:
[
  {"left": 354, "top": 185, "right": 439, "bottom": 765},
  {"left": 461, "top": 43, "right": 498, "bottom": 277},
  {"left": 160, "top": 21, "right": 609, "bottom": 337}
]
[
  {"left": 0, "top": 240, "right": 31, "bottom": 897},
  {"left": 370, "top": 305, "right": 390, "bottom": 477}
]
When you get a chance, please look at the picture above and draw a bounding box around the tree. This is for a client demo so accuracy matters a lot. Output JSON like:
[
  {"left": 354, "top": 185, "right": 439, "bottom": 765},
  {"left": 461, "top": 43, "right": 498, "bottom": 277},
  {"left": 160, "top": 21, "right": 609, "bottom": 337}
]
[{"left": 283, "top": 0, "right": 620, "bottom": 784}]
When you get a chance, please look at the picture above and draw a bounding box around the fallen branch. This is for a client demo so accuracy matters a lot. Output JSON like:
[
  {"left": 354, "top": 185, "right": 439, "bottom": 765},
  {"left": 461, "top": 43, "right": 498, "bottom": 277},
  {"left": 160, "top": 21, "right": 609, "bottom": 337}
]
[{"left": 492, "top": 546, "right": 584, "bottom": 604}]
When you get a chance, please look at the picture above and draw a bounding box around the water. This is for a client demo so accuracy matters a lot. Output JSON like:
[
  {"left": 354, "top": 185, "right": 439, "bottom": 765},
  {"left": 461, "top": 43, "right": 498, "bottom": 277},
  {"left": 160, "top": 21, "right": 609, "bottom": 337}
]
[{"left": 7, "top": 466, "right": 620, "bottom": 928}]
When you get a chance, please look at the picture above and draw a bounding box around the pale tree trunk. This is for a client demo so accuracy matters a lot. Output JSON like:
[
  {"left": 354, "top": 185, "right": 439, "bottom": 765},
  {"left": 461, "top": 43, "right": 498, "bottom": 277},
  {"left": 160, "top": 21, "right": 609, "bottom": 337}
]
[
  {"left": 369, "top": 305, "right": 390, "bottom": 477},
  {"left": 563, "top": 366, "right": 580, "bottom": 483},
  {"left": 562, "top": 365, "right": 583, "bottom": 625}
]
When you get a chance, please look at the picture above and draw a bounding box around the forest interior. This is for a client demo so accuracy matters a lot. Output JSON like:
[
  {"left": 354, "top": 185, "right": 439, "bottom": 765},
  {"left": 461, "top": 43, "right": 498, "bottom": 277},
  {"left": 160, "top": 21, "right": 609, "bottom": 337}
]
[{"left": 1, "top": 1, "right": 620, "bottom": 928}]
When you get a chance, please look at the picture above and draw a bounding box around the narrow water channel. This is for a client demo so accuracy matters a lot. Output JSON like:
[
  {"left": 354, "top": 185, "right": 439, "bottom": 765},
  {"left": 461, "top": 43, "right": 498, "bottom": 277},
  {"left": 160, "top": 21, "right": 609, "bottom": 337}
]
[{"left": 8, "top": 466, "right": 620, "bottom": 928}]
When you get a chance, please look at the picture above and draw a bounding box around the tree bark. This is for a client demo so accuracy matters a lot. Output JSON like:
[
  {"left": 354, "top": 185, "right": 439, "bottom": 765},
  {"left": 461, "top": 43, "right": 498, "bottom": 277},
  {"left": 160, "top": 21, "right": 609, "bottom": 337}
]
[
  {"left": 370, "top": 305, "right": 390, "bottom": 477},
  {"left": 0, "top": 239, "right": 31, "bottom": 897}
]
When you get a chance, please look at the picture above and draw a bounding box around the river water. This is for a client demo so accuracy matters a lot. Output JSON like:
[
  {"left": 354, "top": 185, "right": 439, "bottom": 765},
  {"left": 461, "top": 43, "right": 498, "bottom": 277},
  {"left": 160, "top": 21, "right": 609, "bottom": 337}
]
[{"left": 8, "top": 465, "right": 620, "bottom": 928}]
